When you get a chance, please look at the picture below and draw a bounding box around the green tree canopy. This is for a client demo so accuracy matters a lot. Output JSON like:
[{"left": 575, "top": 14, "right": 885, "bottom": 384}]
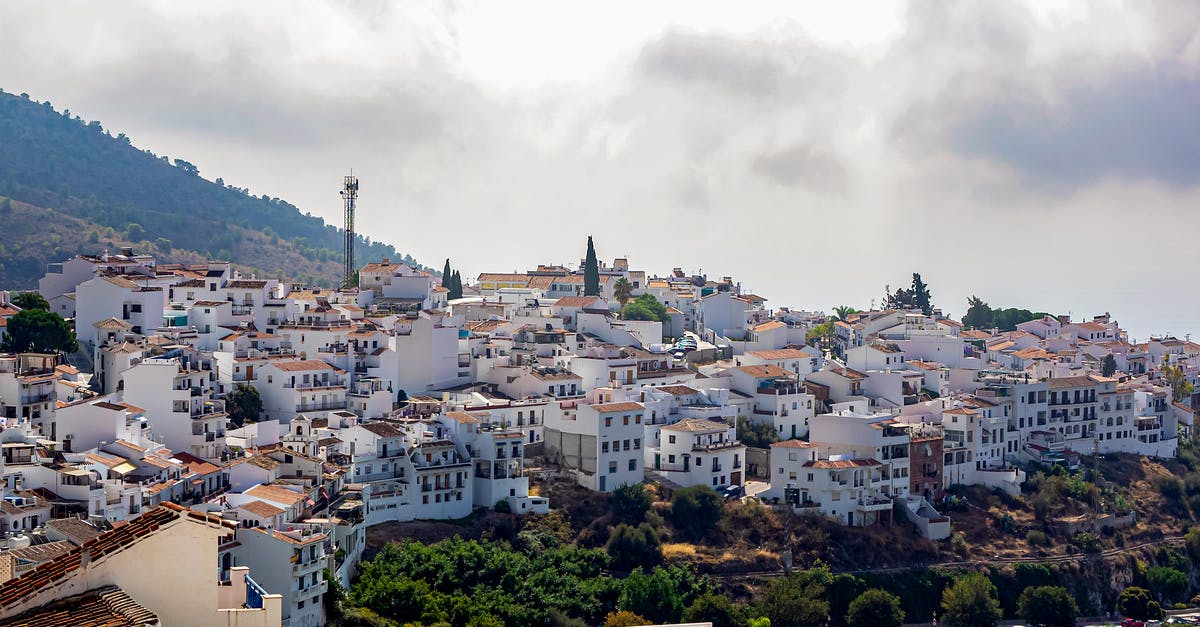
[
  {"left": 1118, "top": 586, "right": 1164, "bottom": 621},
  {"left": 682, "top": 592, "right": 742, "bottom": 627},
  {"left": 618, "top": 567, "right": 684, "bottom": 624},
  {"left": 225, "top": 383, "right": 263, "bottom": 427},
  {"left": 606, "top": 523, "right": 662, "bottom": 571},
  {"left": 611, "top": 483, "right": 652, "bottom": 525},
  {"left": 10, "top": 291, "right": 49, "bottom": 310},
  {"left": 622, "top": 294, "right": 669, "bottom": 323},
  {"left": 845, "top": 588, "right": 903, "bottom": 627},
  {"left": 449, "top": 270, "right": 463, "bottom": 300},
  {"left": 0, "top": 309, "right": 77, "bottom": 353},
  {"left": 441, "top": 259, "right": 451, "bottom": 287},
  {"left": 613, "top": 277, "right": 634, "bottom": 313},
  {"left": 831, "top": 305, "right": 859, "bottom": 322},
  {"left": 1163, "top": 356, "right": 1195, "bottom": 403},
  {"left": 604, "top": 610, "right": 650, "bottom": 627},
  {"left": 940, "top": 572, "right": 1002, "bottom": 627},
  {"left": 584, "top": 236, "right": 600, "bottom": 297},
  {"left": 1102, "top": 354, "right": 1118, "bottom": 377},
  {"left": 756, "top": 570, "right": 830, "bottom": 627},
  {"left": 670, "top": 485, "right": 724, "bottom": 541},
  {"left": 1146, "top": 566, "right": 1188, "bottom": 604},
  {"left": 1017, "top": 585, "right": 1077, "bottom": 627},
  {"left": 961, "top": 295, "right": 1052, "bottom": 332}
]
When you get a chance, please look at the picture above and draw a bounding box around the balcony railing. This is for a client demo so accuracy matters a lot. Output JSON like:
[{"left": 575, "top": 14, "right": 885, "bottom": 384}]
[{"left": 245, "top": 575, "right": 267, "bottom": 609}]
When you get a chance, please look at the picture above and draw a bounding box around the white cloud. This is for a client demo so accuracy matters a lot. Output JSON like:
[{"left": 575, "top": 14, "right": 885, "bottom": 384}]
[{"left": 0, "top": 0, "right": 1197, "bottom": 338}]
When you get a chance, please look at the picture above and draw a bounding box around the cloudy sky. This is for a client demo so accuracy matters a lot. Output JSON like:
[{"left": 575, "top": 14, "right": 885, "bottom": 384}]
[{"left": 2, "top": 1, "right": 1199, "bottom": 339}]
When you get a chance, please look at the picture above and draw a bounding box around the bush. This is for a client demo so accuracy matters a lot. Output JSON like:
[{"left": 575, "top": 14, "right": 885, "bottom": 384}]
[
  {"left": 611, "top": 483, "right": 652, "bottom": 525},
  {"left": 940, "top": 572, "right": 1002, "bottom": 627},
  {"left": 670, "top": 486, "right": 724, "bottom": 541},
  {"left": 682, "top": 592, "right": 742, "bottom": 627},
  {"left": 1070, "top": 532, "right": 1101, "bottom": 554},
  {"left": 1146, "top": 566, "right": 1188, "bottom": 604},
  {"left": 494, "top": 499, "right": 512, "bottom": 513},
  {"left": 1154, "top": 476, "right": 1186, "bottom": 514},
  {"left": 604, "top": 611, "right": 650, "bottom": 627},
  {"left": 1118, "top": 586, "right": 1165, "bottom": 621},
  {"left": 1017, "top": 585, "right": 1077, "bottom": 627},
  {"left": 845, "top": 588, "right": 904, "bottom": 627},
  {"left": 1026, "top": 530, "right": 1048, "bottom": 546},
  {"left": 606, "top": 523, "right": 662, "bottom": 571}
]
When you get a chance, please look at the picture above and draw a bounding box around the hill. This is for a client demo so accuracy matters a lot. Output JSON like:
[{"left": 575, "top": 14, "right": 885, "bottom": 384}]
[{"left": 0, "top": 89, "right": 422, "bottom": 288}]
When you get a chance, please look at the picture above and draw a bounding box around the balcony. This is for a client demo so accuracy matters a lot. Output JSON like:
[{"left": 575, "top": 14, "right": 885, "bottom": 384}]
[
  {"left": 856, "top": 497, "right": 893, "bottom": 511},
  {"left": 283, "top": 380, "right": 346, "bottom": 390},
  {"left": 19, "top": 393, "right": 54, "bottom": 405},
  {"left": 297, "top": 402, "right": 347, "bottom": 412}
]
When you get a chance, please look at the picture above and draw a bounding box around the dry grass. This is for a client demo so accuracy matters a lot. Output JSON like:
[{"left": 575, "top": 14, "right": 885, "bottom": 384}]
[{"left": 662, "top": 543, "right": 700, "bottom": 559}]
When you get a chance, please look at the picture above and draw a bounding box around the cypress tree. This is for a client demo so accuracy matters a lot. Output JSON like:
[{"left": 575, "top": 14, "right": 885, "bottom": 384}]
[
  {"left": 450, "top": 270, "right": 463, "bottom": 300},
  {"left": 584, "top": 236, "right": 600, "bottom": 297},
  {"left": 441, "top": 258, "right": 451, "bottom": 288}
]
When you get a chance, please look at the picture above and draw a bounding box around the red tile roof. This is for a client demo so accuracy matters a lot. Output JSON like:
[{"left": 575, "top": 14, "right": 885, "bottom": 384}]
[{"left": 0, "top": 504, "right": 232, "bottom": 612}]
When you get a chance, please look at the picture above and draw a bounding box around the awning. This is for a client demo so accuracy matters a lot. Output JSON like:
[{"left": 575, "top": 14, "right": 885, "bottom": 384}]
[{"left": 112, "top": 462, "right": 137, "bottom": 475}]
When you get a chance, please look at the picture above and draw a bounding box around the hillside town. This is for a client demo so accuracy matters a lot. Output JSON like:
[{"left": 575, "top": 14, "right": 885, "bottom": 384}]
[{"left": 0, "top": 243, "right": 1195, "bottom": 625}]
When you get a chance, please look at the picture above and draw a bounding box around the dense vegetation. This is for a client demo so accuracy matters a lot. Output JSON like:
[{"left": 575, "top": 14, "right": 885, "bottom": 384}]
[
  {"left": 620, "top": 294, "right": 669, "bottom": 323},
  {"left": 332, "top": 468, "right": 1200, "bottom": 626},
  {"left": 0, "top": 88, "right": 421, "bottom": 287},
  {"left": 961, "top": 296, "right": 1052, "bottom": 332}
]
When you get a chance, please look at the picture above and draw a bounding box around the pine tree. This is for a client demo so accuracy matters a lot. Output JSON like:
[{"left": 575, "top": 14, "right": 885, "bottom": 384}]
[
  {"left": 584, "top": 236, "right": 600, "bottom": 297},
  {"left": 441, "top": 258, "right": 451, "bottom": 288}
]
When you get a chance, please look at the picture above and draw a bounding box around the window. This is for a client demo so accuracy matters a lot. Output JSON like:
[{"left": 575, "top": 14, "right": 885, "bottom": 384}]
[
  {"left": 623, "top": 416, "right": 629, "bottom": 425},
  {"left": 807, "top": 473, "right": 814, "bottom": 481},
  {"left": 623, "top": 439, "right": 630, "bottom": 451},
  {"left": 605, "top": 417, "right": 612, "bottom": 427},
  {"left": 633, "top": 438, "right": 640, "bottom": 449},
  {"left": 668, "top": 435, "right": 676, "bottom": 444},
  {"left": 628, "top": 459, "right": 636, "bottom": 471},
  {"left": 602, "top": 442, "right": 609, "bottom": 453},
  {"left": 670, "top": 455, "right": 676, "bottom": 464},
  {"left": 609, "top": 461, "right": 618, "bottom": 473},
  {"left": 298, "top": 600, "right": 305, "bottom": 609},
  {"left": 636, "top": 415, "right": 642, "bottom": 424}
]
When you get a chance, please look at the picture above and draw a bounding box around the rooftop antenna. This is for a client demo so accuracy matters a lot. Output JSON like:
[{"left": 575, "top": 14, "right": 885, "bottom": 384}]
[{"left": 339, "top": 173, "right": 359, "bottom": 289}]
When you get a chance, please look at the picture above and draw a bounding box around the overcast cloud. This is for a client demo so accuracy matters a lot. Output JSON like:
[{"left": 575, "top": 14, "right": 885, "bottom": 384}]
[{"left": 1, "top": 0, "right": 1198, "bottom": 339}]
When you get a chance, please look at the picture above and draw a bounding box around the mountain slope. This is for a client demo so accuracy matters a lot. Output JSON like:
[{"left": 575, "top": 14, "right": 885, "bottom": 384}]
[{"left": 0, "top": 89, "right": 420, "bottom": 288}]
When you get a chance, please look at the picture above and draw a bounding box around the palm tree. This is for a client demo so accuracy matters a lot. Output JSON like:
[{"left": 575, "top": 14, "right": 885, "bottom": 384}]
[
  {"left": 832, "top": 305, "right": 857, "bottom": 322},
  {"left": 613, "top": 277, "right": 634, "bottom": 317}
]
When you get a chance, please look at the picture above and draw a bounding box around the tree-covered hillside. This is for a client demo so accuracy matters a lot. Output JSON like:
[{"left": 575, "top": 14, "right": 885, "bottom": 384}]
[{"left": 0, "top": 88, "right": 421, "bottom": 288}]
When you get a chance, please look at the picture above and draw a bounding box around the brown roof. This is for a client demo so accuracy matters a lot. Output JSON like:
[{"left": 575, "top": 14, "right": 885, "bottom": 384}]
[
  {"left": 0, "top": 504, "right": 232, "bottom": 612},
  {"left": 226, "top": 280, "right": 268, "bottom": 289},
  {"left": 272, "top": 359, "right": 333, "bottom": 372},
  {"left": 44, "top": 518, "right": 104, "bottom": 546},
  {"left": 771, "top": 439, "right": 816, "bottom": 448},
  {"left": 803, "top": 458, "right": 881, "bottom": 469},
  {"left": 171, "top": 451, "right": 221, "bottom": 475},
  {"left": 661, "top": 418, "right": 729, "bottom": 434},
  {"left": 657, "top": 385, "right": 700, "bottom": 396},
  {"left": 239, "top": 499, "right": 286, "bottom": 518},
  {"left": 591, "top": 401, "right": 644, "bottom": 413},
  {"left": 1046, "top": 375, "right": 1097, "bottom": 389},
  {"left": 553, "top": 296, "right": 600, "bottom": 308},
  {"left": 444, "top": 411, "right": 480, "bottom": 424},
  {"left": 732, "top": 364, "right": 793, "bottom": 378},
  {"left": 828, "top": 366, "right": 869, "bottom": 381},
  {"left": 360, "top": 422, "right": 404, "bottom": 438},
  {"left": 477, "top": 273, "right": 531, "bottom": 284},
  {"left": 3, "top": 585, "right": 157, "bottom": 627},
  {"left": 244, "top": 483, "right": 307, "bottom": 506},
  {"left": 749, "top": 321, "right": 785, "bottom": 333},
  {"left": 747, "top": 348, "right": 811, "bottom": 360}
]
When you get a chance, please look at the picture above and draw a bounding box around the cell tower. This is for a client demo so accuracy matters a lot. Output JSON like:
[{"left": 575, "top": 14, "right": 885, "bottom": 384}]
[{"left": 339, "top": 173, "right": 359, "bottom": 288}]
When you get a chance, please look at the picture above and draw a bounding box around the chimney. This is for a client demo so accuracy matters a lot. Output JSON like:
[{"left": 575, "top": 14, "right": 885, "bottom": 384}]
[{"left": 80, "top": 547, "right": 91, "bottom": 569}]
